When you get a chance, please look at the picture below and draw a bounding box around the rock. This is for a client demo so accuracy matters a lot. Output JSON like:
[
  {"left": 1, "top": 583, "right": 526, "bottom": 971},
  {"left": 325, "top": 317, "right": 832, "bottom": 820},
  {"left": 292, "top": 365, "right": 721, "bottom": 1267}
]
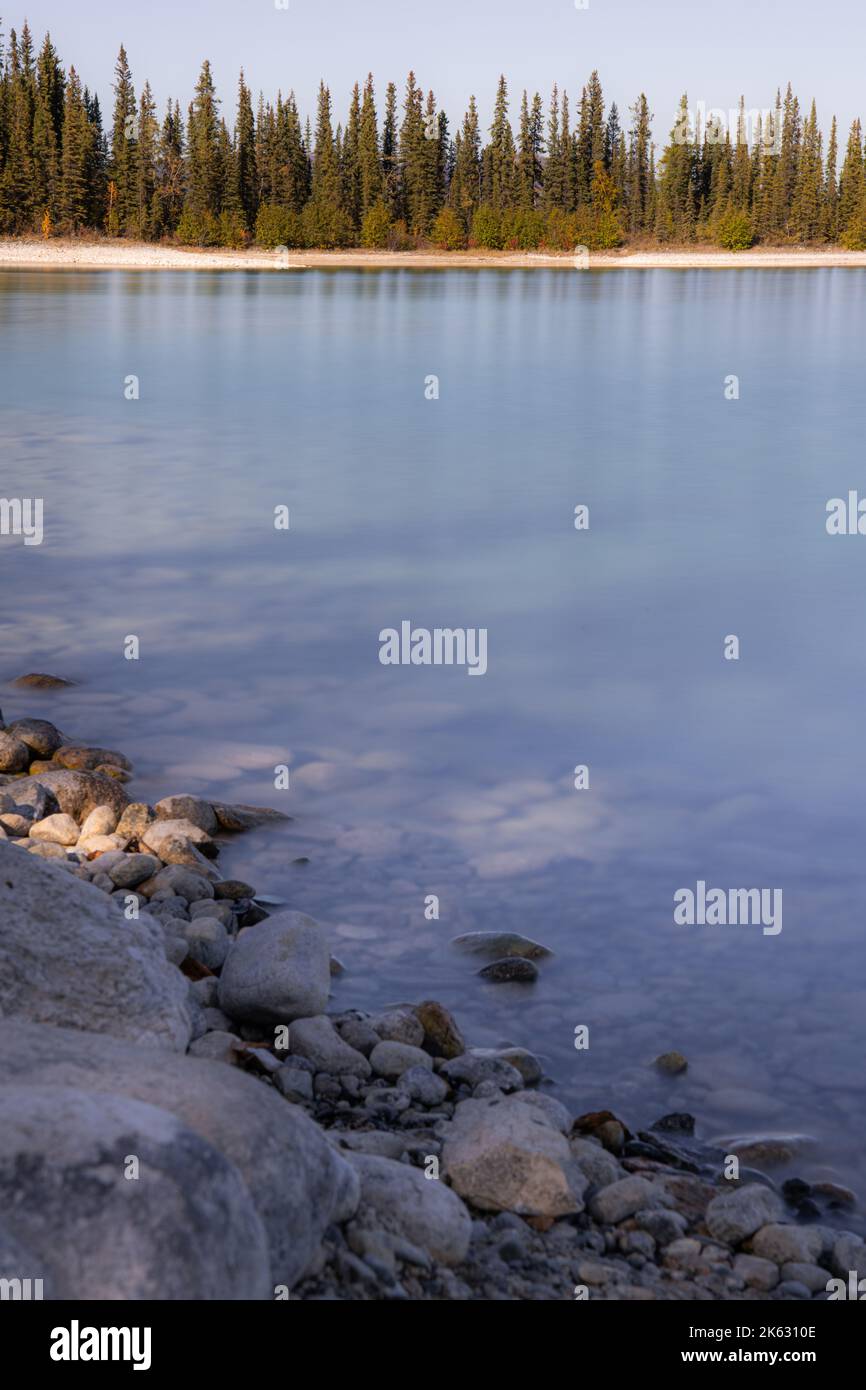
[
  {"left": 442, "top": 1095, "right": 587, "bottom": 1217},
  {"left": 26, "top": 840, "right": 71, "bottom": 861},
  {"left": 81, "top": 832, "right": 129, "bottom": 854},
  {"left": 733, "top": 1253, "right": 780, "bottom": 1290},
  {"left": 29, "top": 811, "right": 81, "bottom": 839},
  {"left": 477, "top": 956, "right": 538, "bottom": 983},
  {"left": 589, "top": 1176, "right": 662, "bottom": 1225},
  {"left": 154, "top": 795, "right": 218, "bottom": 834},
  {"left": 370, "top": 1040, "right": 433, "bottom": 1080},
  {"left": 705, "top": 1183, "right": 785, "bottom": 1246},
  {"left": 9, "top": 769, "right": 129, "bottom": 821},
  {"left": 571, "top": 1110, "right": 629, "bottom": 1155},
  {"left": 144, "top": 864, "right": 215, "bottom": 902},
  {"left": 188, "top": 1031, "right": 240, "bottom": 1064},
  {"left": 142, "top": 818, "right": 216, "bottom": 858},
  {"left": 397, "top": 1064, "right": 449, "bottom": 1106},
  {"left": 450, "top": 931, "right": 553, "bottom": 960},
  {"left": 714, "top": 1134, "right": 817, "bottom": 1168},
  {"left": 185, "top": 919, "right": 231, "bottom": 971},
  {"left": 212, "top": 802, "right": 291, "bottom": 832},
  {"left": 635, "top": 1208, "right": 688, "bottom": 1244},
  {"left": 370, "top": 1008, "right": 425, "bottom": 1047},
  {"left": 78, "top": 804, "right": 119, "bottom": 839},
  {"left": 218, "top": 911, "right": 331, "bottom": 1025},
  {"left": 831, "top": 1234, "right": 866, "bottom": 1279},
  {"left": 0, "top": 1018, "right": 359, "bottom": 1289},
  {"left": 336, "top": 1131, "right": 407, "bottom": 1159},
  {"left": 782, "top": 1261, "right": 833, "bottom": 1292},
  {"left": 0, "top": 839, "right": 191, "bottom": 1050},
  {"left": 468, "top": 1046, "right": 542, "bottom": 1085},
  {"left": 511, "top": 1092, "right": 571, "bottom": 1134},
  {"left": 189, "top": 898, "right": 234, "bottom": 927},
  {"left": 440, "top": 1053, "right": 524, "bottom": 1093},
  {"left": 274, "top": 1065, "right": 315, "bottom": 1102},
  {"left": 335, "top": 1017, "right": 382, "bottom": 1056},
  {"left": 108, "top": 852, "right": 162, "bottom": 888},
  {"left": 346, "top": 1152, "right": 471, "bottom": 1265},
  {"left": 6, "top": 780, "right": 53, "bottom": 820},
  {"left": 0, "top": 812, "right": 33, "bottom": 836},
  {"left": 570, "top": 1136, "right": 624, "bottom": 1188},
  {"left": 413, "top": 999, "right": 466, "bottom": 1059},
  {"left": 115, "top": 803, "right": 155, "bottom": 840},
  {"left": 0, "top": 1084, "right": 270, "bottom": 1299},
  {"left": 654, "top": 1051, "right": 688, "bottom": 1075},
  {"left": 215, "top": 879, "right": 256, "bottom": 900},
  {"left": 11, "top": 673, "right": 75, "bottom": 688},
  {"left": 5, "top": 719, "right": 63, "bottom": 758},
  {"left": 288, "top": 1016, "right": 371, "bottom": 1077},
  {"left": 143, "top": 833, "right": 219, "bottom": 878},
  {"left": 53, "top": 744, "right": 132, "bottom": 772},
  {"left": 751, "top": 1223, "right": 827, "bottom": 1265},
  {"left": 0, "top": 732, "right": 32, "bottom": 773}
]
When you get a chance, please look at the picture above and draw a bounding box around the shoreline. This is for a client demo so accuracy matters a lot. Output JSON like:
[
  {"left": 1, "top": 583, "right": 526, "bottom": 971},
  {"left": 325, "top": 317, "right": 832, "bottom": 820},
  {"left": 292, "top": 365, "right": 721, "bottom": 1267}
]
[
  {"left": 1, "top": 686, "right": 863, "bottom": 1299},
  {"left": 2, "top": 237, "right": 866, "bottom": 272}
]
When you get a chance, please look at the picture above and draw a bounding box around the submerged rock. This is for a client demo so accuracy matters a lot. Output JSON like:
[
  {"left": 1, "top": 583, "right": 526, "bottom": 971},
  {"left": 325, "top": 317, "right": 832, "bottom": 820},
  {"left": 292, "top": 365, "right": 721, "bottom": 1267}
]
[
  {"left": 477, "top": 956, "right": 538, "bottom": 983},
  {"left": 451, "top": 931, "right": 553, "bottom": 960},
  {"left": 10, "top": 673, "right": 76, "bottom": 688}
]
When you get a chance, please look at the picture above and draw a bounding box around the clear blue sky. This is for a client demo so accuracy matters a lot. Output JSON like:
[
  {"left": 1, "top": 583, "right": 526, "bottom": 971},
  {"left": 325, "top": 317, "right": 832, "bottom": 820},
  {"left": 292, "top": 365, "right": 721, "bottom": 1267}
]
[{"left": 9, "top": 0, "right": 861, "bottom": 143}]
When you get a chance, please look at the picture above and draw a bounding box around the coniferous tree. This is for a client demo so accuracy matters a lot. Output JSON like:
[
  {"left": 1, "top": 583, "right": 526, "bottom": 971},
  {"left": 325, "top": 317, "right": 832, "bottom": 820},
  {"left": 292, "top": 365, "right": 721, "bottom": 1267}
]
[
  {"left": 626, "top": 93, "right": 652, "bottom": 233},
  {"left": 823, "top": 115, "right": 839, "bottom": 241},
  {"left": 109, "top": 44, "right": 137, "bottom": 234},
  {"left": 792, "top": 100, "right": 823, "bottom": 241},
  {"left": 358, "top": 73, "right": 384, "bottom": 217},
  {"left": 235, "top": 70, "right": 257, "bottom": 229},
  {"left": 60, "top": 65, "right": 94, "bottom": 231},
  {"left": 449, "top": 94, "right": 481, "bottom": 226}
]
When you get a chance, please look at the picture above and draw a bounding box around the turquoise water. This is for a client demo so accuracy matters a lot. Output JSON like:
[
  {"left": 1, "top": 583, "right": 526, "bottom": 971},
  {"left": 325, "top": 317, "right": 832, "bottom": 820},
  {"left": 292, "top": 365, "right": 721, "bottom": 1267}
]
[{"left": 2, "top": 268, "right": 865, "bottom": 1215}]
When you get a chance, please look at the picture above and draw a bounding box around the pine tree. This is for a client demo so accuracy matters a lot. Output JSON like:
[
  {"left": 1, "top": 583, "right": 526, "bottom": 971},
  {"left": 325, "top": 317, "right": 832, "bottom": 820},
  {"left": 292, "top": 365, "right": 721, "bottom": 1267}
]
[
  {"left": 185, "top": 59, "right": 221, "bottom": 221},
  {"left": 358, "top": 74, "right": 384, "bottom": 217},
  {"left": 770, "top": 83, "right": 801, "bottom": 239},
  {"left": 109, "top": 44, "right": 138, "bottom": 234},
  {"left": 576, "top": 70, "right": 604, "bottom": 206},
  {"left": 483, "top": 75, "right": 516, "bottom": 209},
  {"left": 838, "top": 119, "right": 864, "bottom": 233},
  {"left": 542, "top": 85, "right": 564, "bottom": 211},
  {"left": 655, "top": 94, "right": 696, "bottom": 240},
  {"left": 381, "top": 81, "right": 400, "bottom": 219},
  {"left": 626, "top": 93, "right": 653, "bottom": 233},
  {"left": 235, "top": 70, "right": 257, "bottom": 229},
  {"left": 341, "top": 81, "right": 362, "bottom": 229},
  {"left": 823, "top": 116, "right": 839, "bottom": 241},
  {"left": 517, "top": 91, "right": 543, "bottom": 208},
  {"left": 60, "top": 65, "right": 94, "bottom": 231},
  {"left": 792, "top": 100, "right": 823, "bottom": 241},
  {"left": 731, "top": 96, "right": 751, "bottom": 210},
  {"left": 32, "top": 33, "right": 64, "bottom": 220},
  {"left": 0, "top": 27, "right": 36, "bottom": 231},
  {"left": 449, "top": 94, "right": 481, "bottom": 226}
]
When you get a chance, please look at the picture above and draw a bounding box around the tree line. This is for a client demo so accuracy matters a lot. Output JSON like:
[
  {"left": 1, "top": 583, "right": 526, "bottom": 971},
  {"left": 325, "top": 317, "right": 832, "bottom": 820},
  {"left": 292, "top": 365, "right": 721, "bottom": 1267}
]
[{"left": 2, "top": 20, "right": 866, "bottom": 252}]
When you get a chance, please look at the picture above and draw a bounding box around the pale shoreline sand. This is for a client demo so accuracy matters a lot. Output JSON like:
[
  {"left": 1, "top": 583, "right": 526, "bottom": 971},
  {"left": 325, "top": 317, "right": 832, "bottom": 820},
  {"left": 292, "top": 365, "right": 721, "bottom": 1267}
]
[{"left": 2, "top": 237, "right": 866, "bottom": 272}]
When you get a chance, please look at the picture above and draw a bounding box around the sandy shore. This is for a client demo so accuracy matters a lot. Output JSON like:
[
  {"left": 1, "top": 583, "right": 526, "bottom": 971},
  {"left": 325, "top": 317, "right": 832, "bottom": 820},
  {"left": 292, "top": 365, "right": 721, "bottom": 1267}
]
[{"left": 2, "top": 237, "right": 866, "bottom": 271}]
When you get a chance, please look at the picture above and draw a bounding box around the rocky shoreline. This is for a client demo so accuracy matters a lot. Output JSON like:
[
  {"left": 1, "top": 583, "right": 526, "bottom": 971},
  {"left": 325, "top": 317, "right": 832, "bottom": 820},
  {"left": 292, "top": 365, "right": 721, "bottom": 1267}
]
[{"left": 1, "top": 693, "right": 863, "bottom": 1301}]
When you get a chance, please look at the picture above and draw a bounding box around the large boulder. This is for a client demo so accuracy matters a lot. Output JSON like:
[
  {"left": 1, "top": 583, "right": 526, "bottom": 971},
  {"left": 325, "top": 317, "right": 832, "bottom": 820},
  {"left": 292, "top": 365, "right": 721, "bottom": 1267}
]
[
  {"left": 0, "top": 840, "right": 191, "bottom": 1050},
  {"left": 0, "top": 1085, "right": 270, "bottom": 1299},
  {"left": 441, "top": 1095, "right": 588, "bottom": 1217},
  {"left": 6, "top": 768, "right": 129, "bottom": 821},
  {"left": 219, "top": 911, "right": 331, "bottom": 1025},
  {"left": 0, "top": 1019, "right": 359, "bottom": 1289},
  {"left": 346, "top": 1152, "right": 472, "bottom": 1265},
  {"left": 705, "top": 1183, "right": 785, "bottom": 1247}
]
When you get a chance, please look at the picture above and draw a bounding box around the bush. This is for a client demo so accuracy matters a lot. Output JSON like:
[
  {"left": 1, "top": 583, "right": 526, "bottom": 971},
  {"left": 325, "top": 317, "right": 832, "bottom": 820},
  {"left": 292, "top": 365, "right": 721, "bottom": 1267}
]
[
  {"left": 715, "top": 207, "right": 754, "bottom": 251},
  {"left": 470, "top": 204, "right": 504, "bottom": 249},
  {"left": 386, "top": 218, "right": 415, "bottom": 251},
  {"left": 542, "top": 208, "right": 582, "bottom": 251},
  {"left": 219, "top": 211, "right": 248, "bottom": 248},
  {"left": 360, "top": 202, "right": 392, "bottom": 248},
  {"left": 840, "top": 199, "right": 866, "bottom": 250},
  {"left": 500, "top": 207, "right": 546, "bottom": 249},
  {"left": 176, "top": 207, "right": 221, "bottom": 247},
  {"left": 430, "top": 206, "right": 466, "bottom": 250},
  {"left": 255, "top": 203, "right": 304, "bottom": 248},
  {"left": 301, "top": 201, "right": 354, "bottom": 249}
]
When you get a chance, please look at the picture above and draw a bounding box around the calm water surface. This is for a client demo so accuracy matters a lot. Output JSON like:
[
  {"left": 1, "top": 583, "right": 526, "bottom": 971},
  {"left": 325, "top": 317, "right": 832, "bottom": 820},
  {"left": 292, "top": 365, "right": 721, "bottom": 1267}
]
[{"left": 2, "top": 268, "right": 864, "bottom": 1218}]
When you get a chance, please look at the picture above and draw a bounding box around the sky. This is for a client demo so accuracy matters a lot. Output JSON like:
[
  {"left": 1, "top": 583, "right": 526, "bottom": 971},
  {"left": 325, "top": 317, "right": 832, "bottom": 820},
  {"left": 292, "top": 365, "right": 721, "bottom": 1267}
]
[{"left": 7, "top": 0, "right": 861, "bottom": 144}]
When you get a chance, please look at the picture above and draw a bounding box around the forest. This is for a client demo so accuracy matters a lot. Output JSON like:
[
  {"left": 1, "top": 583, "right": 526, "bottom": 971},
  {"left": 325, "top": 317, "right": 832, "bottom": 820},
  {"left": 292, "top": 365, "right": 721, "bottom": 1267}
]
[{"left": 2, "top": 20, "right": 866, "bottom": 252}]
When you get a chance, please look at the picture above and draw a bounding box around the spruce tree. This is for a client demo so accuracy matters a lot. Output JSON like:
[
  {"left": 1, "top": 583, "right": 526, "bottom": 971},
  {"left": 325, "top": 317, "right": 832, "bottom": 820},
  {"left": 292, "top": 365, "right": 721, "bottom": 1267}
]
[
  {"left": 109, "top": 44, "right": 137, "bottom": 234},
  {"left": 60, "top": 65, "right": 94, "bottom": 231}
]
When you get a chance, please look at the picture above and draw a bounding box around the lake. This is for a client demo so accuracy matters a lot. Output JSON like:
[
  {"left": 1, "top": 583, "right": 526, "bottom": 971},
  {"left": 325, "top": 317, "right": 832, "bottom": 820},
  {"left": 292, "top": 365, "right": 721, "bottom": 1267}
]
[{"left": 2, "top": 267, "right": 865, "bottom": 1220}]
